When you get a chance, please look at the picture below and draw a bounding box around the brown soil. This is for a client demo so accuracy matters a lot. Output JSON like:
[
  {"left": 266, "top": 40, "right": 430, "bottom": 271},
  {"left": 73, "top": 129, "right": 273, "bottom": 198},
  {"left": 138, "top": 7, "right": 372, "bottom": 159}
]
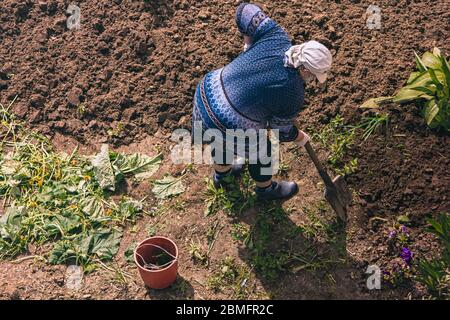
[{"left": 0, "top": 0, "right": 449, "bottom": 300}]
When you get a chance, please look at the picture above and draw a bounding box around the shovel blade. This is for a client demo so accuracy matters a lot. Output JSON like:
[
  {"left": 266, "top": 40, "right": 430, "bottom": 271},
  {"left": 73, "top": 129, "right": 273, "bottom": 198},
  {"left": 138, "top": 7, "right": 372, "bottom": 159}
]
[
  {"left": 333, "top": 176, "right": 352, "bottom": 207},
  {"left": 324, "top": 187, "right": 347, "bottom": 222}
]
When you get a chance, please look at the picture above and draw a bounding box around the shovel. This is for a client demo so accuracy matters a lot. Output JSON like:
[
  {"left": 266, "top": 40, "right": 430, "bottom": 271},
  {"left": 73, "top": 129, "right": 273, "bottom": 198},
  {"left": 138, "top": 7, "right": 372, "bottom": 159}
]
[{"left": 304, "top": 142, "right": 352, "bottom": 222}]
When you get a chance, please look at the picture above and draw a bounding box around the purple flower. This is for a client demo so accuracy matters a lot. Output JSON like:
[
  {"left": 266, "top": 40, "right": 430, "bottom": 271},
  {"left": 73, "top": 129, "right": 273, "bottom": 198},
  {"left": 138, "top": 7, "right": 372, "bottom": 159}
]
[
  {"left": 400, "top": 247, "right": 413, "bottom": 265},
  {"left": 389, "top": 230, "right": 397, "bottom": 239},
  {"left": 401, "top": 225, "right": 408, "bottom": 234}
]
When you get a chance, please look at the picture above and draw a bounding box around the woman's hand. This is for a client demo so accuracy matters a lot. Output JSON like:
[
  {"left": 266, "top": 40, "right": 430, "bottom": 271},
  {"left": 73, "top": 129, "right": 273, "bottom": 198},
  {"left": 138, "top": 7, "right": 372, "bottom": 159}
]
[{"left": 294, "top": 130, "right": 310, "bottom": 147}]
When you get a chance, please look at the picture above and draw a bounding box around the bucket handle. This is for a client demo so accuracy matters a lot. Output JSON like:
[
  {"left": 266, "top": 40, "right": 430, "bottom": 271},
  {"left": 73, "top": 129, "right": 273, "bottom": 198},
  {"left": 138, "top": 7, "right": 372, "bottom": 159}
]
[{"left": 135, "top": 243, "right": 177, "bottom": 271}]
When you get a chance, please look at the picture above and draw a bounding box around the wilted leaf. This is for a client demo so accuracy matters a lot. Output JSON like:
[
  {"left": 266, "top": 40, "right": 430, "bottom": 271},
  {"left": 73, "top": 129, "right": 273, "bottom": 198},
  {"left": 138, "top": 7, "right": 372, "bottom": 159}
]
[
  {"left": 117, "top": 198, "right": 143, "bottom": 220},
  {"left": 92, "top": 144, "right": 115, "bottom": 191},
  {"left": 82, "top": 229, "right": 123, "bottom": 261},
  {"left": 113, "top": 153, "right": 161, "bottom": 179},
  {"left": 48, "top": 240, "right": 78, "bottom": 265},
  {"left": 80, "top": 196, "right": 104, "bottom": 217},
  {"left": 35, "top": 184, "right": 70, "bottom": 205},
  {"left": 45, "top": 212, "right": 81, "bottom": 236},
  {"left": 0, "top": 206, "right": 26, "bottom": 238},
  {"left": 124, "top": 242, "right": 137, "bottom": 263},
  {"left": 360, "top": 96, "right": 393, "bottom": 109},
  {"left": 152, "top": 176, "right": 186, "bottom": 199},
  {"left": 0, "top": 206, "right": 25, "bottom": 226},
  {"left": 49, "top": 229, "right": 122, "bottom": 265},
  {"left": 119, "top": 198, "right": 143, "bottom": 212},
  {"left": 135, "top": 167, "right": 161, "bottom": 181},
  {"left": 0, "top": 159, "right": 19, "bottom": 175}
]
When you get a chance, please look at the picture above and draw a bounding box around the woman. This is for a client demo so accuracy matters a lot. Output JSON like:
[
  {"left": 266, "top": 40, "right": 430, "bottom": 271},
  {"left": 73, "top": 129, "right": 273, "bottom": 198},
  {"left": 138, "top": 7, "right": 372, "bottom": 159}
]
[{"left": 192, "top": 2, "right": 332, "bottom": 201}]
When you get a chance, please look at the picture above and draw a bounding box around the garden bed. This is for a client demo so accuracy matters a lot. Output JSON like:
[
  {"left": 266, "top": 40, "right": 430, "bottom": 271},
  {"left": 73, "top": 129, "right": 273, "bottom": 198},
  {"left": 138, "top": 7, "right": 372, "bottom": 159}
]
[{"left": 0, "top": 0, "right": 449, "bottom": 299}]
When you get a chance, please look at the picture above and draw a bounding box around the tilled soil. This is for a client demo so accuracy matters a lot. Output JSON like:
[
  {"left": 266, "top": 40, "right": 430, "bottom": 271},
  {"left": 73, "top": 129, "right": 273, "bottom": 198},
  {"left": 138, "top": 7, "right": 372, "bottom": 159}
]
[{"left": 0, "top": 0, "right": 449, "bottom": 300}]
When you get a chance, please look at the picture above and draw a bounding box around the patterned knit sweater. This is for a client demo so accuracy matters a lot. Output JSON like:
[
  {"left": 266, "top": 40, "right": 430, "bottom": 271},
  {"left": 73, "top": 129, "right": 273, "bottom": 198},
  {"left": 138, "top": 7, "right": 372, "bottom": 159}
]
[{"left": 193, "top": 2, "right": 304, "bottom": 142}]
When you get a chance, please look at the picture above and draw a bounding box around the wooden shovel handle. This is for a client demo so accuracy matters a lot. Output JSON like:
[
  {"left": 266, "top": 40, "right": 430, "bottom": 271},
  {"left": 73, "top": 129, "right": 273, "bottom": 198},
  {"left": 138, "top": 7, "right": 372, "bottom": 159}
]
[{"left": 304, "top": 142, "right": 335, "bottom": 188}]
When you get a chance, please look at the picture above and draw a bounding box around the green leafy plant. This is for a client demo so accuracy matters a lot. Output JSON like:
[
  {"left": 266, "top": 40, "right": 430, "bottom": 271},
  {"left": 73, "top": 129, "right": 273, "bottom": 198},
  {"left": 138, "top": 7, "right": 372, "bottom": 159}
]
[
  {"left": 146, "top": 225, "right": 158, "bottom": 237},
  {"left": 203, "top": 177, "right": 237, "bottom": 216},
  {"left": 278, "top": 161, "right": 290, "bottom": 177},
  {"left": 206, "top": 220, "right": 222, "bottom": 254},
  {"left": 416, "top": 213, "right": 449, "bottom": 299},
  {"left": 336, "top": 158, "right": 358, "bottom": 176},
  {"left": 243, "top": 204, "right": 293, "bottom": 279},
  {"left": 107, "top": 122, "right": 124, "bottom": 137},
  {"left": 362, "top": 48, "right": 450, "bottom": 132}
]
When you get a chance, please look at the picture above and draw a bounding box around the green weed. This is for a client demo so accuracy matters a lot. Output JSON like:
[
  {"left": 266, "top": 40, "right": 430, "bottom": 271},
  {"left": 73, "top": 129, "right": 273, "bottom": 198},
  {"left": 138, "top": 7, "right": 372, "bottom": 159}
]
[
  {"left": 203, "top": 171, "right": 256, "bottom": 217},
  {"left": 189, "top": 240, "right": 209, "bottom": 266},
  {"left": 311, "top": 115, "right": 357, "bottom": 175},
  {"left": 231, "top": 223, "right": 250, "bottom": 243},
  {"left": 207, "top": 257, "right": 251, "bottom": 299},
  {"left": 416, "top": 213, "right": 450, "bottom": 299},
  {"left": 358, "top": 113, "right": 389, "bottom": 141}
]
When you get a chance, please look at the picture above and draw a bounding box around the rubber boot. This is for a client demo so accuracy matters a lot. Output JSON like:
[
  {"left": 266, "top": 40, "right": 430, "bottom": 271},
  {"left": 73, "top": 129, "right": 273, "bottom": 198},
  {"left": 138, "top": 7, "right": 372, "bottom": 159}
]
[
  {"left": 213, "top": 164, "right": 245, "bottom": 189},
  {"left": 255, "top": 181, "right": 299, "bottom": 201}
]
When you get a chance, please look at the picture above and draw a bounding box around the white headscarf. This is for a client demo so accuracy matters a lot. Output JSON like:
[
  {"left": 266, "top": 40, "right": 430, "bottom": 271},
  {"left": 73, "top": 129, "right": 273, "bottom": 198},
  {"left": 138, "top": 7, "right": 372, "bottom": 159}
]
[{"left": 284, "top": 40, "right": 333, "bottom": 83}]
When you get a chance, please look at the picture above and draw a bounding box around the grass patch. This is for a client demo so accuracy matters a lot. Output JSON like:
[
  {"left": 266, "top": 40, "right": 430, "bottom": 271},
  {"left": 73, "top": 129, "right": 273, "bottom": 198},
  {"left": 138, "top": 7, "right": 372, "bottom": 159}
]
[
  {"left": 243, "top": 202, "right": 345, "bottom": 280},
  {"left": 354, "top": 113, "right": 389, "bottom": 141},
  {"left": 298, "top": 200, "right": 341, "bottom": 243},
  {"left": 310, "top": 115, "right": 358, "bottom": 176},
  {"left": 204, "top": 171, "right": 256, "bottom": 217},
  {"left": 231, "top": 223, "right": 250, "bottom": 243},
  {"left": 207, "top": 257, "right": 251, "bottom": 299}
]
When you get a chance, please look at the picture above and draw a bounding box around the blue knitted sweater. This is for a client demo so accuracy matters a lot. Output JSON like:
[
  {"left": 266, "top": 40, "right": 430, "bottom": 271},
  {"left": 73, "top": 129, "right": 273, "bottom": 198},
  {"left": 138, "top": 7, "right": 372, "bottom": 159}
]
[{"left": 193, "top": 3, "right": 304, "bottom": 142}]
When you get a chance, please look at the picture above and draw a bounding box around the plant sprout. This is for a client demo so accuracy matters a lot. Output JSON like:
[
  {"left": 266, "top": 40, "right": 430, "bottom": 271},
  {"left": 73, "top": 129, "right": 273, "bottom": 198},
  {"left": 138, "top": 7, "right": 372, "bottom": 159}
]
[{"left": 356, "top": 113, "right": 389, "bottom": 141}]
